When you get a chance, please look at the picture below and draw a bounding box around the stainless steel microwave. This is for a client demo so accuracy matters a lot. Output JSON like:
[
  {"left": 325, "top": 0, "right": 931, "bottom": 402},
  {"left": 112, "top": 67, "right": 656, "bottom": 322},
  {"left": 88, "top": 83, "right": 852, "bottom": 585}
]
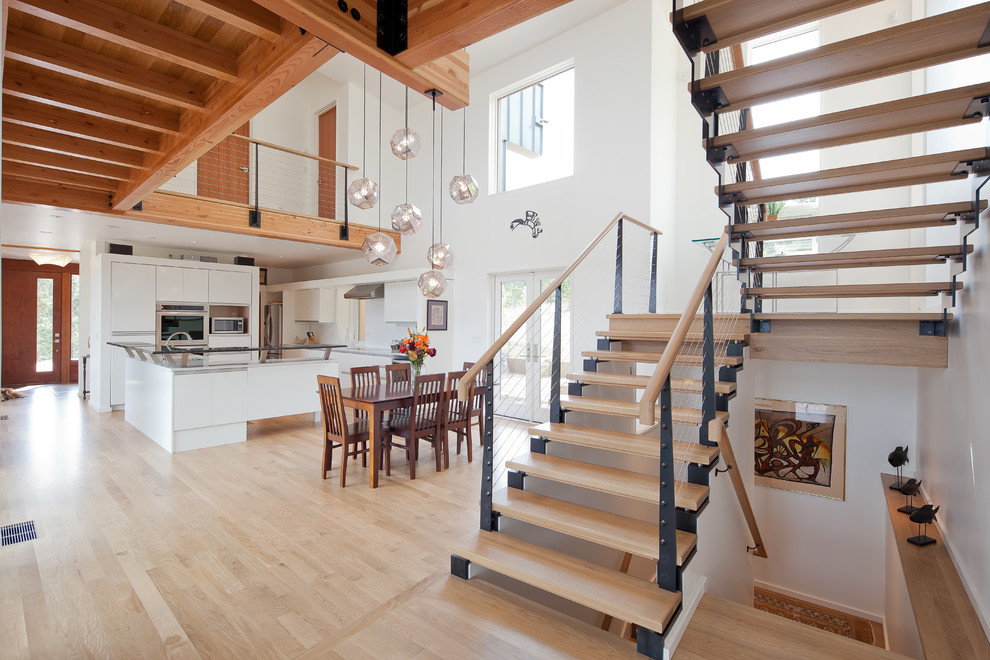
[{"left": 211, "top": 317, "right": 245, "bottom": 334}]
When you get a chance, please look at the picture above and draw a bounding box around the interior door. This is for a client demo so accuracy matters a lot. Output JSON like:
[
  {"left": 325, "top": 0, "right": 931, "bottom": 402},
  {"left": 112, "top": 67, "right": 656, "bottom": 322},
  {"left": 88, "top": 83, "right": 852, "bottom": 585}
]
[
  {"left": 493, "top": 271, "right": 572, "bottom": 422},
  {"left": 197, "top": 122, "right": 250, "bottom": 203},
  {"left": 318, "top": 106, "right": 337, "bottom": 219}
]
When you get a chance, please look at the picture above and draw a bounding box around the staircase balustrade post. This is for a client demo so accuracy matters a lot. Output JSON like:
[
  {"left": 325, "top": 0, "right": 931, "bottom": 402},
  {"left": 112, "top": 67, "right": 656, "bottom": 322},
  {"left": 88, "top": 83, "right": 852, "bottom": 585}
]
[
  {"left": 613, "top": 218, "right": 623, "bottom": 314},
  {"left": 700, "top": 283, "right": 717, "bottom": 447},
  {"left": 550, "top": 286, "right": 563, "bottom": 424},
  {"left": 658, "top": 375, "right": 677, "bottom": 592},
  {"left": 248, "top": 142, "right": 261, "bottom": 228},
  {"left": 649, "top": 233, "right": 658, "bottom": 314},
  {"left": 340, "top": 167, "right": 350, "bottom": 241},
  {"left": 480, "top": 359, "right": 497, "bottom": 531}
]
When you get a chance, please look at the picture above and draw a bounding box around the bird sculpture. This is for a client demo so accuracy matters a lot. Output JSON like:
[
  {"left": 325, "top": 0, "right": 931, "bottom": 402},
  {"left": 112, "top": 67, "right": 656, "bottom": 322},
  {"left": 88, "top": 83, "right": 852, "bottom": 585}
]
[
  {"left": 908, "top": 504, "right": 939, "bottom": 547},
  {"left": 897, "top": 478, "right": 922, "bottom": 515},
  {"left": 510, "top": 210, "right": 543, "bottom": 238},
  {"left": 887, "top": 445, "right": 909, "bottom": 490}
]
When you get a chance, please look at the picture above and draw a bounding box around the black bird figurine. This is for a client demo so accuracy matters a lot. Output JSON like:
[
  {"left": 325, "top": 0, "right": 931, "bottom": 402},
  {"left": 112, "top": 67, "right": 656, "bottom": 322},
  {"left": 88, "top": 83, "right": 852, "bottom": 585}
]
[
  {"left": 888, "top": 445, "right": 909, "bottom": 490},
  {"left": 908, "top": 504, "right": 939, "bottom": 547},
  {"left": 897, "top": 478, "right": 922, "bottom": 514}
]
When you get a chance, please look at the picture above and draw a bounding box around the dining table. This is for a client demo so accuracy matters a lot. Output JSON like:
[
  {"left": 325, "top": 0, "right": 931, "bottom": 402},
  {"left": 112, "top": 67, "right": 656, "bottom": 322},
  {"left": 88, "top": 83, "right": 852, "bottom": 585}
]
[{"left": 340, "top": 382, "right": 414, "bottom": 488}]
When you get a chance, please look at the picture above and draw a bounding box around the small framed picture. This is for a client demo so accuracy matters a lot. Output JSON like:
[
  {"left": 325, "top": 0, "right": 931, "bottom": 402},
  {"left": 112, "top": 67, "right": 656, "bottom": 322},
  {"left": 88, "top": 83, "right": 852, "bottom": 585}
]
[
  {"left": 426, "top": 299, "right": 448, "bottom": 331},
  {"left": 259, "top": 268, "right": 268, "bottom": 286}
]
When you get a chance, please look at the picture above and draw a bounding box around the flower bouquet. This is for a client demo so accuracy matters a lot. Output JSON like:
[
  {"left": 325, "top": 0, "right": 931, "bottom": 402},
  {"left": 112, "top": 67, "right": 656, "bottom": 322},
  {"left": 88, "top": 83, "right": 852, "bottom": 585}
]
[{"left": 399, "top": 327, "right": 436, "bottom": 379}]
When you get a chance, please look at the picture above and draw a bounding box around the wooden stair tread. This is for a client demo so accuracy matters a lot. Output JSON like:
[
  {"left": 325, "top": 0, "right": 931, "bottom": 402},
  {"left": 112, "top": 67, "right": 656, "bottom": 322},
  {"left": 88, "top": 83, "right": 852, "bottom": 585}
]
[
  {"left": 596, "top": 329, "right": 749, "bottom": 342},
  {"left": 695, "top": 4, "right": 990, "bottom": 113},
  {"left": 721, "top": 148, "right": 988, "bottom": 205},
  {"left": 506, "top": 452, "right": 710, "bottom": 511},
  {"left": 606, "top": 313, "right": 742, "bottom": 320},
  {"left": 449, "top": 530, "right": 682, "bottom": 634},
  {"left": 491, "top": 488, "right": 697, "bottom": 565},
  {"left": 712, "top": 83, "right": 990, "bottom": 162},
  {"left": 738, "top": 244, "right": 973, "bottom": 272},
  {"left": 676, "top": 0, "right": 883, "bottom": 54},
  {"left": 566, "top": 371, "right": 737, "bottom": 395},
  {"left": 731, "top": 200, "right": 983, "bottom": 241},
  {"left": 752, "top": 312, "right": 952, "bottom": 321},
  {"left": 583, "top": 349, "right": 744, "bottom": 366},
  {"left": 529, "top": 421, "right": 721, "bottom": 465},
  {"left": 674, "top": 593, "right": 911, "bottom": 659},
  {"left": 748, "top": 282, "right": 961, "bottom": 299},
  {"left": 560, "top": 394, "right": 730, "bottom": 426}
]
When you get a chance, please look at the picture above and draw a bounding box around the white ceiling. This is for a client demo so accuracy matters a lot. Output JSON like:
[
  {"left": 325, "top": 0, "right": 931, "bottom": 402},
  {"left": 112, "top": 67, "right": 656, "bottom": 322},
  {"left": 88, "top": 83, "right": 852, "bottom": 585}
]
[{"left": 1, "top": 0, "right": 623, "bottom": 270}]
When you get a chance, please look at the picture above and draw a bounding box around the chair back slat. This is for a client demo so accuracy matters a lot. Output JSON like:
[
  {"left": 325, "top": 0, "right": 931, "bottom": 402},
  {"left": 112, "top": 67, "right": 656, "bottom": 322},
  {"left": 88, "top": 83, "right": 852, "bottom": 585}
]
[
  {"left": 318, "top": 375, "right": 347, "bottom": 439},
  {"left": 412, "top": 373, "right": 446, "bottom": 432},
  {"left": 386, "top": 363, "right": 411, "bottom": 384},
  {"left": 445, "top": 370, "right": 473, "bottom": 424},
  {"left": 351, "top": 365, "right": 381, "bottom": 388}
]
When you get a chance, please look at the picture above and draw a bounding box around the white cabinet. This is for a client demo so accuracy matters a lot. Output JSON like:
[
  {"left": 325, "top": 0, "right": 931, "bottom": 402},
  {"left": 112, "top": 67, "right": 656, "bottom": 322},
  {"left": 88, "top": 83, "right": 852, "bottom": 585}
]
[
  {"left": 157, "top": 266, "right": 208, "bottom": 302},
  {"left": 295, "top": 288, "right": 335, "bottom": 322},
  {"left": 111, "top": 262, "right": 156, "bottom": 332},
  {"left": 209, "top": 270, "right": 253, "bottom": 305},
  {"left": 173, "top": 370, "right": 247, "bottom": 431},
  {"left": 384, "top": 281, "right": 417, "bottom": 323},
  {"left": 208, "top": 334, "right": 250, "bottom": 364},
  {"left": 110, "top": 334, "right": 152, "bottom": 406}
]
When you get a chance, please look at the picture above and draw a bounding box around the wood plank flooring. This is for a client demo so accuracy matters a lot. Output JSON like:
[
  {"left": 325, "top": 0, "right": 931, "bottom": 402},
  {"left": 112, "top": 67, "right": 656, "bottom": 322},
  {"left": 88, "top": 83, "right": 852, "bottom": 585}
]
[{"left": 0, "top": 385, "right": 640, "bottom": 658}]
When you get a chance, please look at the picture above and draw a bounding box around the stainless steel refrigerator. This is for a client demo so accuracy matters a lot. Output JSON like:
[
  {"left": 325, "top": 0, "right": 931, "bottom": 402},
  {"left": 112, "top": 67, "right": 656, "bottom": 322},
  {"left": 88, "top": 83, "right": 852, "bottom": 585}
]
[{"left": 263, "top": 303, "right": 283, "bottom": 358}]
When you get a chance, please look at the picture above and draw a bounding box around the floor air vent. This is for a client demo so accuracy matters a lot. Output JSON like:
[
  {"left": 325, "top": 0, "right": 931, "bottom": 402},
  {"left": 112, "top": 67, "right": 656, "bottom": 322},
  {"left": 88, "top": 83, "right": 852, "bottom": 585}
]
[{"left": 1, "top": 521, "right": 37, "bottom": 546}]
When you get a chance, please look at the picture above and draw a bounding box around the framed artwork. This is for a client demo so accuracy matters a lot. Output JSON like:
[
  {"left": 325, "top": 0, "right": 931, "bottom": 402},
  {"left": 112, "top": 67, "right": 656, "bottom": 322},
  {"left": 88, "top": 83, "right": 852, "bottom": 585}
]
[
  {"left": 754, "top": 398, "right": 846, "bottom": 500},
  {"left": 426, "top": 299, "right": 448, "bottom": 331},
  {"left": 259, "top": 268, "right": 268, "bottom": 286}
]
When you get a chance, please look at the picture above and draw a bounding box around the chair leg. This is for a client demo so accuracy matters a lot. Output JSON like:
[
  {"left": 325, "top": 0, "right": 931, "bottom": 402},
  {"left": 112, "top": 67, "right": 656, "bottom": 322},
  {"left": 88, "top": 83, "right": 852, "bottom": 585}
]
[
  {"left": 409, "top": 439, "right": 417, "bottom": 480},
  {"left": 340, "top": 441, "right": 348, "bottom": 487},
  {"left": 465, "top": 425, "right": 472, "bottom": 462},
  {"left": 323, "top": 438, "right": 334, "bottom": 479},
  {"left": 361, "top": 439, "right": 367, "bottom": 468}
]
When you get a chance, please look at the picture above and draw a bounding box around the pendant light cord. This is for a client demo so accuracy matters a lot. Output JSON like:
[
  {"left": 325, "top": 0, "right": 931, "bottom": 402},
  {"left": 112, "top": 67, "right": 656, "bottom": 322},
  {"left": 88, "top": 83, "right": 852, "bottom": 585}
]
[
  {"left": 378, "top": 70, "right": 382, "bottom": 231},
  {"left": 404, "top": 87, "right": 409, "bottom": 203},
  {"left": 439, "top": 107, "right": 443, "bottom": 243},
  {"left": 462, "top": 108, "right": 467, "bottom": 173},
  {"left": 431, "top": 98, "right": 436, "bottom": 247},
  {"left": 361, "top": 65, "right": 367, "bottom": 176}
]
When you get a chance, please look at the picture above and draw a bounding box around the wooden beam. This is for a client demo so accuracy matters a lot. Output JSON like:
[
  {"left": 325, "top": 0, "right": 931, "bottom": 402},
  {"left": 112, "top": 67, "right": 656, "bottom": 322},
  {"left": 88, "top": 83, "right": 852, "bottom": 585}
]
[
  {"left": 2, "top": 65, "right": 182, "bottom": 134},
  {"left": 2, "top": 121, "right": 147, "bottom": 168},
  {"left": 170, "top": 0, "right": 283, "bottom": 41},
  {"left": 1, "top": 143, "right": 133, "bottom": 180},
  {"left": 4, "top": 25, "right": 208, "bottom": 109},
  {"left": 130, "top": 191, "right": 402, "bottom": 250},
  {"left": 398, "top": 0, "right": 571, "bottom": 68},
  {"left": 2, "top": 94, "right": 162, "bottom": 153},
  {"left": 254, "top": 0, "right": 470, "bottom": 109},
  {"left": 1, "top": 160, "right": 118, "bottom": 191},
  {"left": 8, "top": 0, "right": 239, "bottom": 81},
  {"left": 111, "top": 25, "right": 338, "bottom": 210},
  {"left": 2, "top": 175, "right": 111, "bottom": 210}
]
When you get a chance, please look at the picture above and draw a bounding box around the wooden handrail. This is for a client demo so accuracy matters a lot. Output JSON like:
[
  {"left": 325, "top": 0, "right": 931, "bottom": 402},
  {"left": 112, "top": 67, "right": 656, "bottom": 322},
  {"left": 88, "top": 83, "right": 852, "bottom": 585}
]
[
  {"left": 457, "top": 212, "right": 660, "bottom": 399},
  {"left": 710, "top": 419, "right": 767, "bottom": 558},
  {"left": 227, "top": 133, "right": 360, "bottom": 170},
  {"left": 638, "top": 231, "right": 728, "bottom": 424}
]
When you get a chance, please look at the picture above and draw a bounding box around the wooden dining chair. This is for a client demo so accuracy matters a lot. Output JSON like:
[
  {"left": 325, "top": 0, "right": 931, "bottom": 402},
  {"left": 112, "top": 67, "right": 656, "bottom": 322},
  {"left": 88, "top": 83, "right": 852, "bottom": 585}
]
[
  {"left": 463, "top": 361, "right": 485, "bottom": 445},
  {"left": 350, "top": 366, "right": 380, "bottom": 421},
  {"left": 386, "top": 363, "right": 411, "bottom": 384},
  {"left": 444, "top": 370, "right": 474, "bottom": 462},
  {"left": 317, "top": 375, "right": 370, "bottom": 486},
  {"left": 388, "top": 373, "right": 447, "bottom": 479}
]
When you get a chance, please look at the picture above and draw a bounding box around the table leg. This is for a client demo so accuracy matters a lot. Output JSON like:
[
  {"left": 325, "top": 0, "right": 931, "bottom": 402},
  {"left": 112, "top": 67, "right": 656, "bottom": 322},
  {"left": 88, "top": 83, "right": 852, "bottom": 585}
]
[{"left": 369, "top": 406, "right": 381, "bottom": 488}]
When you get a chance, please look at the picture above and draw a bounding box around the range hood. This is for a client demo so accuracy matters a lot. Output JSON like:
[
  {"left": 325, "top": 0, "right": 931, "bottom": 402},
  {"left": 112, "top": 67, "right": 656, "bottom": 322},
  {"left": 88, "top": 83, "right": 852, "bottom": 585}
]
[{"left": 343, "top": 283, "right": 385, "bottom": 300}]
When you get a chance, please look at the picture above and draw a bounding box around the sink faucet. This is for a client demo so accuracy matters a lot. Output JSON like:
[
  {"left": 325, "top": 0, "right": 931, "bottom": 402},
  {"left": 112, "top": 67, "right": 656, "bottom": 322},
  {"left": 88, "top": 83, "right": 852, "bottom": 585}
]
[{"left": 165, "top": 331, "right": 192, "bottom": 350}]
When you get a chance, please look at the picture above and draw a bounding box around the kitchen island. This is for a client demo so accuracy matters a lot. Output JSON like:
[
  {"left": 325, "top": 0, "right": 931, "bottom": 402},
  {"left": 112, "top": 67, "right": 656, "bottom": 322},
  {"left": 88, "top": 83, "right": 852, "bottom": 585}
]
[{"left": 108, "top": 343, "right": 343, "bottom": 453}]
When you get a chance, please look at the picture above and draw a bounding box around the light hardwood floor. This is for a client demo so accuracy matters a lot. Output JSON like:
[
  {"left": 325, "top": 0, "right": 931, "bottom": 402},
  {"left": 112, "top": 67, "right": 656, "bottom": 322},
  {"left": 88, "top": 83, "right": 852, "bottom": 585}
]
[{"left": 0, "top": 385, "right": 638, "bottom": 658}]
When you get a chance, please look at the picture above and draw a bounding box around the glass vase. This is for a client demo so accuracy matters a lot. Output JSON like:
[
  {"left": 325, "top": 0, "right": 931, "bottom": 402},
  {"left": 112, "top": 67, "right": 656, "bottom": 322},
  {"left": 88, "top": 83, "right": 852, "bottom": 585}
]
[{"left": 411, "top": 361, "right": 422, "bottom": 383}]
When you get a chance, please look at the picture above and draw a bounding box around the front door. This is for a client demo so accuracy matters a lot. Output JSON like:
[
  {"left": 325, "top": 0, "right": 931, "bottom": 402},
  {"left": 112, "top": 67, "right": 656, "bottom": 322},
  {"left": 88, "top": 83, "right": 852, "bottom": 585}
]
[{"left": 493, "top": 271, "right": 572, "bottom": 422}]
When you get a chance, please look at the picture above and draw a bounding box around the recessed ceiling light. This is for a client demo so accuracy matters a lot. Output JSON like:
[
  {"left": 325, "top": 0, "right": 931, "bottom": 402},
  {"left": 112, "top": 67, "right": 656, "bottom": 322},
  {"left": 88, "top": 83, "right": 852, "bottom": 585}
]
[
  {"left": 208, "top": 234, "right": 215, "bottom": 238},
  {"left": 106, "top": 224, "right": 120, "bottom": 229},
  {"left": 278, "top": 255, "right": 283, "bottom": 258},
  {"left": 147, "top": 236, "right": 157, "bottom": 240},
  {"left": 315, "top": 247, "right": 321, "bottom": 250},
  {"left": 49, "top": 214, "right": 62, "bottom": 219},
  {"left": 39, "top": 230, "right": 52, "bottom": 234}
]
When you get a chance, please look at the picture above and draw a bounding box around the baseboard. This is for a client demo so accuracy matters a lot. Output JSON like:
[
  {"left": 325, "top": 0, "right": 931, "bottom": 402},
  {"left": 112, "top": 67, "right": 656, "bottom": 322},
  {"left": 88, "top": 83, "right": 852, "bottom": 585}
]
[
  {"left": 665, "top": 576, "right": 707, "bottom": 656},
  {"left": 880, "top": 615, "right": 892, "bottom": 651},
  {"left": 753, "top": 580, "right": 881, "bottom": 623}
]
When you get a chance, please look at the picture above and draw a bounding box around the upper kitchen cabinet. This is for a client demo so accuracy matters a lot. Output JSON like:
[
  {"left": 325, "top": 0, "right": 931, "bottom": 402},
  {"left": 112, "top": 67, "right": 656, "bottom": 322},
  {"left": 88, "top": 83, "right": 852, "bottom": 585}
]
[
  {"left": 384, "top": 281, "right": 418, "bottom": 323},
  {"left": 111, "top": 262, "right": 156, "bottom": 332},
  {"left": 209, "top": 270, "right": 252, "bottom": 305},
  {"left": 295, "top": 288, "right": 335, "bottom": 323},
  {"left": 157, "top": 266, "right": 209, "bottom": 303}
]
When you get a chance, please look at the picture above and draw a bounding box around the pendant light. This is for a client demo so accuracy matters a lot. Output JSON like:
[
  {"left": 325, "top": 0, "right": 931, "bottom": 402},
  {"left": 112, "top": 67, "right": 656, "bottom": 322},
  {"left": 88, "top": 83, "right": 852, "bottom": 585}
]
[
  {"left": 449, "top": 108, "right": 479, "bottom": 204},
  {"left": 362, "top": 71, "right": 396, "bottom": 266},
  {"left": 391, "top": 87, "right": 423, "bottom": 235},
  {"left": 348, "top": 65, "right": 379, "bottom": 209},
  {"left": 389, "top": 87, "right": 421, "bottom": 160},
  {"left": 427, "top": 105, "right": 452, "bottom": 270},
  {"left": 419, "top": 91, "right": 447, "bottom": 298}
]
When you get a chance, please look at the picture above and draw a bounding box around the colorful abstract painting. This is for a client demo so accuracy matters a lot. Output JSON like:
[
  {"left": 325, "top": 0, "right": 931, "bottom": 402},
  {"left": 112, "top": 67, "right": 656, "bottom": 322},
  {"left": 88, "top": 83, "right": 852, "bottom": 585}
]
[{"left": 754, "top": 399, "right": 846, "bottom": 500}]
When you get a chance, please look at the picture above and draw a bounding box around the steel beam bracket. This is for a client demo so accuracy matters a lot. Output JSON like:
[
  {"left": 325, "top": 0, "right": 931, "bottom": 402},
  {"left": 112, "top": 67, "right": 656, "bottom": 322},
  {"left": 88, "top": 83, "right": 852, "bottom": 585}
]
[
  {"left": 636, "top": 626, "right": 665, "bottom": 660},
  {"left": 450, "top": 554, "right": 471, "bottom": 580},
  {"left": 376, "top": 0, "right": 408, "bottom": 56},
  {"left": 672, "top": 12, "right": 716, "bottom": 55},
  {"left": 964, "top": 95, "right": 990, "bottom": 119},
  {"left": 953, "top": 158, "right": 990, "bottom": 176},
  {"left": 707, "top": 142, "right": 739, "bottom": 164}
]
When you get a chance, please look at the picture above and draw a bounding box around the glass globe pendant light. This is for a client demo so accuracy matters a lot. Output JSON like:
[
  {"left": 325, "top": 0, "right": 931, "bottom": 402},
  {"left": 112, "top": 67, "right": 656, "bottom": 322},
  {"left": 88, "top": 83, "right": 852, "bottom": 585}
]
[
  {"left": 449, "top": 108, "right": 479, "bottom": 204},
  {"left": 348, "top": 65, "right": 378, "bottom": 210},
  {"left": 391, "top": 88, "right": 422, "bottom": 236},
  {"left": 417, "top": 269, "right": 447, "bottom": 298},
  {"left": 426, "top": 242, "right": 452, "bottom": 269},
  {"left": 419, "top": 91, "right": 449, "bottom": 297},
  {"left": 363, "top": 71, "right": 395, "bottom": 266}
]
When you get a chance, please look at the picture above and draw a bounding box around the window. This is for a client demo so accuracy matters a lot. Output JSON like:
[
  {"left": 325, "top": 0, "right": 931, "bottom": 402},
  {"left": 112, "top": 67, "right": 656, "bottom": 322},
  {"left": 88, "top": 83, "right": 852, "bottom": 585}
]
[{"left": 494, "top": 64, "right": 574, "bottom": 193}]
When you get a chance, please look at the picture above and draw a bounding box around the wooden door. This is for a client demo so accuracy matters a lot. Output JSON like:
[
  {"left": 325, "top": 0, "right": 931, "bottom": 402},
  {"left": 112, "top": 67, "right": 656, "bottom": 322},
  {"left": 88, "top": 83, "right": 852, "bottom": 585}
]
[
  {"left": 318, "top": 106, "right": 337, "bottom": 219},
  {"left": 2, "top": 259, "right": 80, "bottom": 386},
  {"left": 198, "top": 122, "right": 250, "bottom": 203}
]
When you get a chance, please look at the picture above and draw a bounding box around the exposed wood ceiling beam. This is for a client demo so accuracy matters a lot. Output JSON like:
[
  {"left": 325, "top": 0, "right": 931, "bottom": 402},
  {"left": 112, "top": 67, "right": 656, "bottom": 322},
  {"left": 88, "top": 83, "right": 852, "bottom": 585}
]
[
  {"left": 253, "top": 0, "right": 470, "bottom": 109},
  {"left": 398, "top": 0, "right": 572, "bottom": 69},
  {"left": 3, "top": 176, "right": 111, "bottom": 210},
  {"left": 3, "top": 66, "right": 182, "bottom": 134},
  {"left": 7, "top": 0, "right": 239, "bottom": 81},
  {"left": 1, "top": 160, "right": 118, "bottom": 191},
  {"left": 4, "top": 25, "right": 208, "bottom": 109},
  {"left": 2, "top": 121, "right": 147, "bottom": 169},
  {"left": 2, "top": 143, "right": 133, "bottom": 180},
  {"left": 2, "top": 95, "right": 162, "bottom": 152},
  {"left": 170, "top": 0, "right": 283, "bottom": 42},
  {"left": 111, "top": 25, "right": 339, "bottom": 210}
]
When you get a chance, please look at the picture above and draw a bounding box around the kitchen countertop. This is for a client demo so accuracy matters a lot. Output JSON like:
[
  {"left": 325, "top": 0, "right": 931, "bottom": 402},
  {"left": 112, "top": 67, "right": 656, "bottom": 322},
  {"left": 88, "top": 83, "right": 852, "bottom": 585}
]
[
  {"left": 332, "top": 346, "right": 410, "bottom": 361},
  {"left": 107, "top": 342, "right": 346, "bottom": 369}
]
